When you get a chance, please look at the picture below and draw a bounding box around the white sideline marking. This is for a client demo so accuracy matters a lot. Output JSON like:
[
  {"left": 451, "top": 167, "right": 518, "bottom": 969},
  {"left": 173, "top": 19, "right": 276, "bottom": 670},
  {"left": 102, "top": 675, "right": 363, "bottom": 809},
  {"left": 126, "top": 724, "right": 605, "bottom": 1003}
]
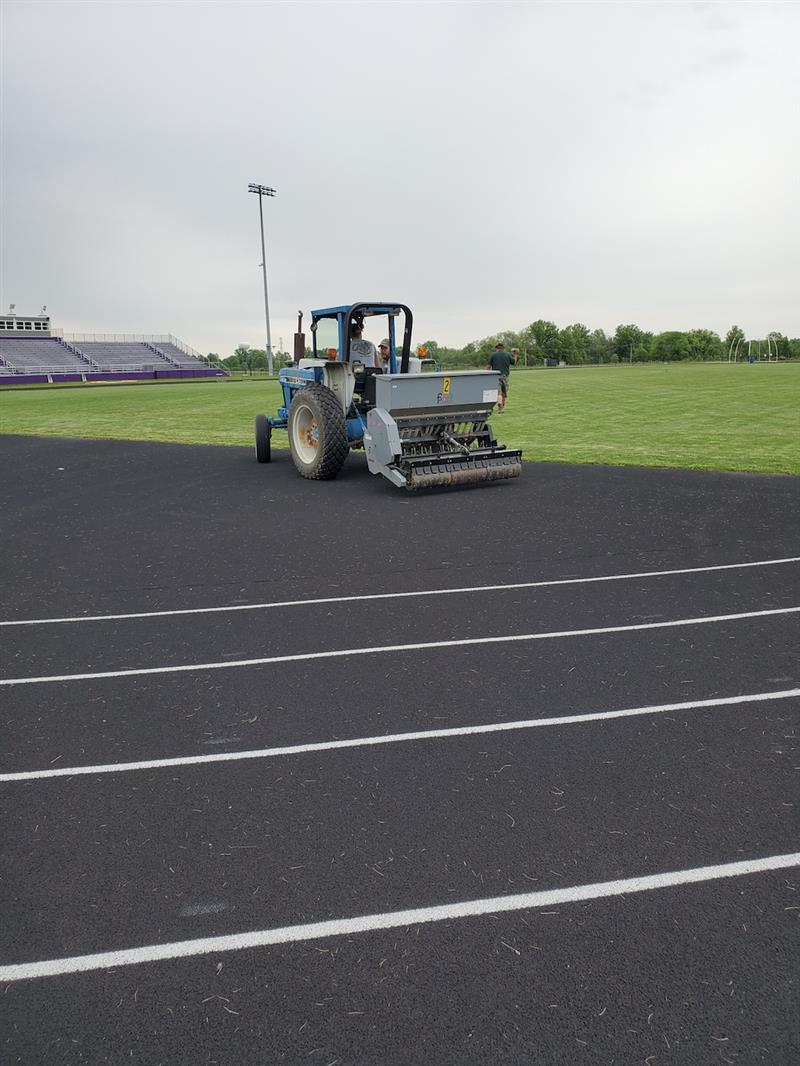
[
  {"left": 2, "top": 851, "right": 798, "bottom": 982},
  {"left": 2, "top": 555, "right": 798, "bottom": 628},
  {"left": 1, "top": 606, "right": 798, "bottom": 687},
  {"left": 2, "top": 688, "right": 797, "bottom": 783}
]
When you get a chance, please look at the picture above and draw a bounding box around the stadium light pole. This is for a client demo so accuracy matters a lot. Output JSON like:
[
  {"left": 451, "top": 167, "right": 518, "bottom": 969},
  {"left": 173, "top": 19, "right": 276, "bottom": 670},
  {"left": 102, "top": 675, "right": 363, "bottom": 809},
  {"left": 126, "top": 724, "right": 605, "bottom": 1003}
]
[{"left": 248, "top": 182, "right": 276, "bottom": 375}]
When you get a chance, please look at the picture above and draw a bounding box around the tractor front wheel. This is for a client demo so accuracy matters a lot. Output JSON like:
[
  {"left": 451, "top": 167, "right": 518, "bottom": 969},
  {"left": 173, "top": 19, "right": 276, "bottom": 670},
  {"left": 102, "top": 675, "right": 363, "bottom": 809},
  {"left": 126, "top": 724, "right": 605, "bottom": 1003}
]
[
  {"left": 254, "top": 413, "right": 272, "bottom": 463},
  {"left": 288, "top": 384, "right": 349, "bottom": 480}
]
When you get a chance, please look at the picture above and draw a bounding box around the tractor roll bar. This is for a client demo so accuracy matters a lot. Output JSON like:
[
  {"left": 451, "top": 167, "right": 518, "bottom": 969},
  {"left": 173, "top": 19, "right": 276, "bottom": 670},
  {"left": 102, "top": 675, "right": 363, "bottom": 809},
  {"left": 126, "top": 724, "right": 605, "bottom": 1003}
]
[{"left": 343, "top": 303, "right": 413, "bottom": 372}]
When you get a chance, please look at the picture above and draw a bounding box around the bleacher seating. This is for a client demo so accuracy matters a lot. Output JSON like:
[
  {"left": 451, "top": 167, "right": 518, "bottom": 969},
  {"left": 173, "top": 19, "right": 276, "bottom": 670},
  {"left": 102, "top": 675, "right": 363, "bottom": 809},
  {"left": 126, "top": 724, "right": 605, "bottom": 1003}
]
[
  {"left": 75, "top": 343, "right": 173, "bottom": 369},
  {"left": 0, "top": 331, "right": 217, "bottom": 380},
  {"left": 0, "top": 338, "right": 90, "bottom": 372},
  {"left": 152, "top": 342, "right": 204, "bottom": 367}
]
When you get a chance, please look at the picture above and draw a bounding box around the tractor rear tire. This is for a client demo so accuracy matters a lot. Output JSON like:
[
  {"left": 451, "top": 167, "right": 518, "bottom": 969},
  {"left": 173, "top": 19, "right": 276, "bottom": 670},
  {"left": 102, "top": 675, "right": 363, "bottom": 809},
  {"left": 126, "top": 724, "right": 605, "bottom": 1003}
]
[
  {"left": 254, "top": 413, "right": 272, "bottom": 463},
  {"left": 288, "top": 384, "right": 349, "bottom": 480}
]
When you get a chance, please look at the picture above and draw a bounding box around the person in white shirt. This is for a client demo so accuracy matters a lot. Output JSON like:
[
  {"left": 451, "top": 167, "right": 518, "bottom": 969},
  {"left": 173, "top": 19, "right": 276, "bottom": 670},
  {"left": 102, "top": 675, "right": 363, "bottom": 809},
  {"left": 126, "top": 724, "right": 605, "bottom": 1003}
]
[{"left": 349, "top": 321, "right": 377, "bottom": 367}]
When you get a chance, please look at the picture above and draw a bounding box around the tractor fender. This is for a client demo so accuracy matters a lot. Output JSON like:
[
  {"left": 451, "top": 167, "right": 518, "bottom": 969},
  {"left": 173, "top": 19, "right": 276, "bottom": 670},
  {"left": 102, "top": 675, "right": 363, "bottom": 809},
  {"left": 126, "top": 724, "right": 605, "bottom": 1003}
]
[{"left": 322, "top": 361, "right": 357, "bottom": 415}]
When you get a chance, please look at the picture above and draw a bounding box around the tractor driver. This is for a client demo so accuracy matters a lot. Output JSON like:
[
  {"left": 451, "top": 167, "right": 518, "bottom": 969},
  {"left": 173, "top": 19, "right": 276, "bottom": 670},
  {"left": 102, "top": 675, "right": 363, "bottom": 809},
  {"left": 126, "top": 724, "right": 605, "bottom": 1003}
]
[{"left": 349, "top": 320, "right": 378, "bottom": 367}]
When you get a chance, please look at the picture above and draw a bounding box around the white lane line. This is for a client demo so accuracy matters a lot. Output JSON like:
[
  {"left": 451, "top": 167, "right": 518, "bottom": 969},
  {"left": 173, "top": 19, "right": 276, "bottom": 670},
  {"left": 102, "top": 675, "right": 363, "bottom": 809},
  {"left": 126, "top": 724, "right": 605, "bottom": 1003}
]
[
  {"left": 2, "top": 688, "right": 797, "bottom": 783},
  {"left": 2, "top": 851, "right": 798, "bottom": 982},
  {"left": 3, "top": 605, "right": 797, "bottom": 686},
  {"left": 1, "top": 605, "right": 798, "bottom": 687},
  {"left": 2, "top": 555, "right": 799, "bottom": 627}
]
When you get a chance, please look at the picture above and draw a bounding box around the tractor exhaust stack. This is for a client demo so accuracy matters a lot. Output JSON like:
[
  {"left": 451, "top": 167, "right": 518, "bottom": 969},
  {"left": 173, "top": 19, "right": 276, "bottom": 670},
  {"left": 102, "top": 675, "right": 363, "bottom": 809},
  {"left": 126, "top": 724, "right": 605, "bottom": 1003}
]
[{"left": 293, "top": 310, "right": 305, "bottom": 365}]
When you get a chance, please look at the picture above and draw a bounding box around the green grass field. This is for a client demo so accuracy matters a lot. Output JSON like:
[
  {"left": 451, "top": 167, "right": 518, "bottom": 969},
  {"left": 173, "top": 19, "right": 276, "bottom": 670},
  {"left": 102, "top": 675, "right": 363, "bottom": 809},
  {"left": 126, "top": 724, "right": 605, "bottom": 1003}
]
[{"left": 1, "top": 363, "right": 798, "bottom": 474}]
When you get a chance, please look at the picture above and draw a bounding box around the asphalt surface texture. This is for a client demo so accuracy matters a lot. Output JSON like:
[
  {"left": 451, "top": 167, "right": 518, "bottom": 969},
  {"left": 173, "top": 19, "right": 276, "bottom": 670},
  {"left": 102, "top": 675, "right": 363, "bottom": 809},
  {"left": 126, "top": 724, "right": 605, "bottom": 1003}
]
[{"left": 1, "top": 434, "right": 799, "bottom": 1065}]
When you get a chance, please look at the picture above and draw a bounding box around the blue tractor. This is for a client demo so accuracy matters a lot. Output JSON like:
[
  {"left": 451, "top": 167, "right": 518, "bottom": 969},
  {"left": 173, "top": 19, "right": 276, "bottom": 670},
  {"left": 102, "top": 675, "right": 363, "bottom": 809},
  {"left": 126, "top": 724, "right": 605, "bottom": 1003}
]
[{"left": 254, "top": 301, "right": 522, "bottom": 490}]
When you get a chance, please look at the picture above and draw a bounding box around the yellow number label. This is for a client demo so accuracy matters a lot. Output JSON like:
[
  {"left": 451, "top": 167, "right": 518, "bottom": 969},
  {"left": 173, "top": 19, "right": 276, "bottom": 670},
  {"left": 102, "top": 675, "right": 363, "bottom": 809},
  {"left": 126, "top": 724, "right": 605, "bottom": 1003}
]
[{"left": 442, "top": 377, "right": 451, "bottom": 395}]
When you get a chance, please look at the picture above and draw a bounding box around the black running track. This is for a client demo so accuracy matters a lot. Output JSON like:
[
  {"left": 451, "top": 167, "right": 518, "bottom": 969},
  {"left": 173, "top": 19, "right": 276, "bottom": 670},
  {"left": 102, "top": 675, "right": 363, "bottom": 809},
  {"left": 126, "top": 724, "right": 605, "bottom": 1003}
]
[{"left": 1, "top": 435, "right": 799, "bottom": 1065}]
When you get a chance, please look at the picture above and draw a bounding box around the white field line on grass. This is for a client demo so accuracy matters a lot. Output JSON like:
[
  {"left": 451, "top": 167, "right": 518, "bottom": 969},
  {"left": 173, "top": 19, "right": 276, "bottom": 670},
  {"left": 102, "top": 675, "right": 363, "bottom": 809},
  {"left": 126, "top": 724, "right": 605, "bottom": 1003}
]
[
  {"left": 3, "top": 851, "right": 799, "bottom": 982},
  {"left": 2, "top": 688, "right": 797, "bottom": 783},
  {"left": 1, "top": 605, "right": 799, "bottom": 687},
  {"left": 2, "top": 555, "right": 799, "bottom": 628}
]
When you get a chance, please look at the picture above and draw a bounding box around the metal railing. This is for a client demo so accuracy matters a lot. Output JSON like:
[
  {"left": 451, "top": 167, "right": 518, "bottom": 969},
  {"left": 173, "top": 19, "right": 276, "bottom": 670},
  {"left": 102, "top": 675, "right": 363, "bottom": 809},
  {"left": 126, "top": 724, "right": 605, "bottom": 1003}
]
[
  {"left": 0, "top": 365, "right": 88, "bottom": 375},
  {"left": 95, "top": 364, "right": 162, "bottom": 372}
]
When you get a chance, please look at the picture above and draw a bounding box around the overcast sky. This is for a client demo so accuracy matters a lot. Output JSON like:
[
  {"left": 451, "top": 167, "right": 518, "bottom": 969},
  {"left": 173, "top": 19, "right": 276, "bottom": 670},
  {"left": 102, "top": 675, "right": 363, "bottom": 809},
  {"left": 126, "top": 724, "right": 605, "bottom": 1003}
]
[{"left": 2, "top": 1, "right": 799, "bottom": 355}]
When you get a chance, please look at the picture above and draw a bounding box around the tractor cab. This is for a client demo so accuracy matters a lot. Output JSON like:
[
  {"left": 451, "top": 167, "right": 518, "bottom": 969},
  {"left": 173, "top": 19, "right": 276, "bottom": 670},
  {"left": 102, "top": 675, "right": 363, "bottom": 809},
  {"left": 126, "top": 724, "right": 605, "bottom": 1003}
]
[
  {"left": 310, "top": 303, "right": 411, "bottom": 372},
  {"left": 306, "top": 303, "right": 437, "bottom": 407}
]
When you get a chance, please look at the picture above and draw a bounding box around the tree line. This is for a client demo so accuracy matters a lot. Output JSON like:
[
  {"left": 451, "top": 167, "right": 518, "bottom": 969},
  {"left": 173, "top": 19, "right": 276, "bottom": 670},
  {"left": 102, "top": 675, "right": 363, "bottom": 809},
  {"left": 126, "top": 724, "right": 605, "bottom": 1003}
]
[
  {"left": 202, "top": 323, "right": 799, "bottom": 371},
  {"left": 421, "top": 322, "right": 799, "bottom": 369}
]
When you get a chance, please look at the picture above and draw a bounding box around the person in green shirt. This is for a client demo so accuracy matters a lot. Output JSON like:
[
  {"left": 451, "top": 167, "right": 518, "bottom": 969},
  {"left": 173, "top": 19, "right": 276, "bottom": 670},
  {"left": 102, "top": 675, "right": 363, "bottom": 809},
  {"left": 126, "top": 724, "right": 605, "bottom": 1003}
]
[{"left": 486, "top": 343, "right": 517, "bottom": 413}]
